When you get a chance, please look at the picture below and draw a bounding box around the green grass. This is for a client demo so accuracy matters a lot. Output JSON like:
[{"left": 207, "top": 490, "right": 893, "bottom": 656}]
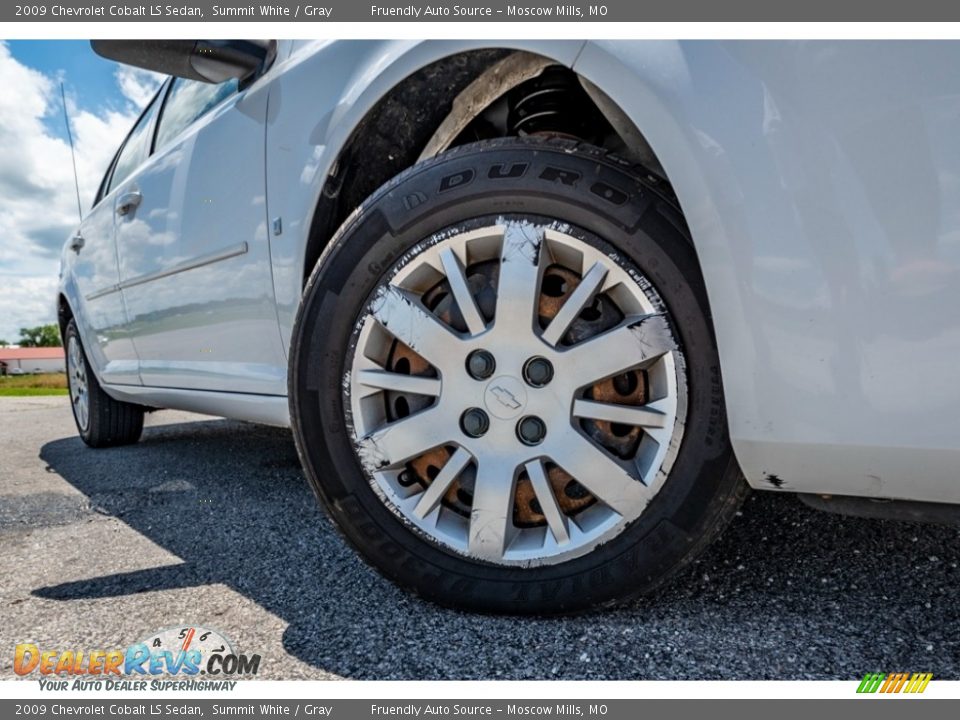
[
  {"left": 0, "top": 373, "right": 69, "bottom": 396},
  {"left": 0, "top": 387, "right": 70, "bottom": 397}
]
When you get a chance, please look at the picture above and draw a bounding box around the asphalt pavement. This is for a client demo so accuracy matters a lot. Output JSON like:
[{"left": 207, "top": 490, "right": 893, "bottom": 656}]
[{"left": 1, "top": 396, "right": 958, "bottom": 680}]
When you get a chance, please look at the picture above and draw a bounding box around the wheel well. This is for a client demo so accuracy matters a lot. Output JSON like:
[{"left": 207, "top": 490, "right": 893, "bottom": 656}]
[
  {"left": 301, "top": 49, "right": 669, "bottom": 284},
  {"left": 57, "top": 294, "right": 73, "bottom": 340}
]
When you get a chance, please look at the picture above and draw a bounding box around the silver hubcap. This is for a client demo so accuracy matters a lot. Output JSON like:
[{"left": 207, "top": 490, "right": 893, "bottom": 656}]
[
  {"left": 67, "top": 335, "right": 89, "bottom": 432},
  {"left": 347, "top": 221, "right": 686, "bottom": 566}
]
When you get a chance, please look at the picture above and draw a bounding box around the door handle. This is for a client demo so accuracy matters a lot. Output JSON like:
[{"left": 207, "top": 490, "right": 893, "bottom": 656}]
[
  {"left": 116, "top": 191, "right": 143, "bottom": 216},
  {"left": 69, "top": 234, "right": 85, "bottom": 253}
]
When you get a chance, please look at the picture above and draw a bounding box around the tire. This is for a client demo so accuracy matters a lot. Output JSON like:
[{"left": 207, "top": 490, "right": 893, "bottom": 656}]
[
  {"left": 290, "top": 138, "right": 747, "bottom": 613},
  {"left": 65, "top": 319, "right": 144, "bottom": 448}
]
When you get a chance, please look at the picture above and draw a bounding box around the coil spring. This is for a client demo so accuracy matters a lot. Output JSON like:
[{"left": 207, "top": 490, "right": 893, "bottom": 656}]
[{"left": 508, "top": 66, "right": 598, "bottom": 140}]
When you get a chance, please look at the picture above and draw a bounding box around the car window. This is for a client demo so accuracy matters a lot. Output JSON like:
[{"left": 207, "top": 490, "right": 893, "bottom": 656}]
[
  {"left": 106, "top": 91, "right": 163, "bottom": 196},
  {"left": 154, "top": 77, "right": 239, "bottom": 152}
]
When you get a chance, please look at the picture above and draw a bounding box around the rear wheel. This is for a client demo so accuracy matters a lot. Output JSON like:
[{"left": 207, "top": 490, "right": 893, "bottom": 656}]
[
  {"left": 65, "top": 319, "right": 144, "bottom": 448},
  {"left": 290, "top": 139, "right": 746, "bottom": 613}
]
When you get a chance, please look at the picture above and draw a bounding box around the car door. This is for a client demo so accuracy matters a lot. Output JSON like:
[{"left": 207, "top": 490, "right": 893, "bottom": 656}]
[
  {"left": 113, "top": 75, "right": 286, "bottom": 395},
  {"left": 67, "top": 90, "right": 164, "bottom": 386}
]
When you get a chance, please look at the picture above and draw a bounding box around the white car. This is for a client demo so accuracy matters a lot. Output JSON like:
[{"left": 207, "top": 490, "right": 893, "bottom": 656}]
[{"left": 59, "top": 40, "right": 960, "bottom": 612}]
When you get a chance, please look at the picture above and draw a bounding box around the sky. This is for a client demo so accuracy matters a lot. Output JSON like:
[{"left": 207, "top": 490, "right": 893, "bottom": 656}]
[{"left": 0, "top": 40, "right": 163, "bottom": 344}]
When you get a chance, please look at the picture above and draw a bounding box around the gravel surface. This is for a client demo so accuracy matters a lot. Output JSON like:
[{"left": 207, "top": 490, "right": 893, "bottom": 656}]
[{"left": 1, "top": 396, "right": 958, "bottom": 680}]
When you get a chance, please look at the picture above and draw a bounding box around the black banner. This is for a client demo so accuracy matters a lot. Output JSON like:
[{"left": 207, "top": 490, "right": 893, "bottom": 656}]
[
  {"left": 7, "top": 0, "right": 960, "bottom": 22},
  {"left": 2, "top": 699, "right": 959, "bottom": 719}
]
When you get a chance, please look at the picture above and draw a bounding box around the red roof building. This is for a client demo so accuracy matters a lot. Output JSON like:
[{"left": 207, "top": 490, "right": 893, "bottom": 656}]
[{"left": 0, "top": 347, "right": 65, "bottom": 374}]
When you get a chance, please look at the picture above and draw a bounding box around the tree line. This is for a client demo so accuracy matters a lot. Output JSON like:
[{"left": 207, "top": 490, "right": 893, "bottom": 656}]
[{"left": 0, "top": 324, "right": 62, "bottom": 348}]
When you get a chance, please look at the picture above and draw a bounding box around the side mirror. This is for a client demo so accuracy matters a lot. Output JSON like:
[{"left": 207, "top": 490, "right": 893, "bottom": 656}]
[{"left": 90, "top": 40, "right": 276, "bottom": 84}]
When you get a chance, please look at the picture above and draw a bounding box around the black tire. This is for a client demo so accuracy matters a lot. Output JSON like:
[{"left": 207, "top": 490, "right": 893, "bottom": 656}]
[
  {"left": 65, "top": 319, "right": 144, "bottom": 448},
  {"left": 290, "top": 138, "right": 747, "bottom": 613}
]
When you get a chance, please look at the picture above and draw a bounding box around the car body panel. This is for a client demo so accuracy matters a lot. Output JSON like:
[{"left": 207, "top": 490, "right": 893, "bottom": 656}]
[
  {"left": 574, "top": 40, "right": 960, "bottom": 502},
  {"left": 114, "top": 75, "right": 287, "bottom": 395},
  {"left": 61, "top": 170, "right": 141, "bottom": 386},
  {"left": 59, "top": 39, "right": 960, "bottom": 505},
  {"left": 101, "top": 382, "right": 291, "bottom": 427}
]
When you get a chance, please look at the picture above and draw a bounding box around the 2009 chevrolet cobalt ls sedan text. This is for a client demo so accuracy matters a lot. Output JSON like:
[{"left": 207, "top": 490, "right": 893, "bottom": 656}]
[{"left": 58, "top": 39, "right": 960, "bottom": 612}]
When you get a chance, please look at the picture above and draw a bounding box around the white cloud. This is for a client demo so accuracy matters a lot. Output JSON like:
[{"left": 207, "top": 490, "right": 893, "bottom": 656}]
[
  {"left": 115, "top": 65, "right": 164, "bottom": 108},
  {"left": 0, "top": 42, "right": 162, "bottom": 342},
  {"left": 0, "top": 276, "right": 59, "bottom": 345}
]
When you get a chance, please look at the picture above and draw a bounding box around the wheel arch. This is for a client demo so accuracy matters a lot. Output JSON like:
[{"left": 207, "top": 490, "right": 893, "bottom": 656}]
[
  {"left": 299, "top": 47, "right": 513, "bottom": 290},
  {"left": 296, "top": 45, "right": 673, "bottom": 290}
]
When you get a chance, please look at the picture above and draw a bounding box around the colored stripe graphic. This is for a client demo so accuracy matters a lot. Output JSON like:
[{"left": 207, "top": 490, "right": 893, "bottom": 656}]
[{"left": 857, "top": 672, "right": 932, "bottom": 694}]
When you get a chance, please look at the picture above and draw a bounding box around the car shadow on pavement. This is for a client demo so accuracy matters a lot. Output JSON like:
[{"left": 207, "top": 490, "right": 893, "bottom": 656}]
[{"left": 37, "top": 418, "right": 960, "bottom": 680}]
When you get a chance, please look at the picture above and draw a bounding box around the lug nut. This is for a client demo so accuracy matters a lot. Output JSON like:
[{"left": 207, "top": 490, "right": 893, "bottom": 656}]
[
  {"left": 466, "top": 349, "right": 496, "bottom": 380},
  {"left": 461, "top": 407, "right": 490, "bottom": 438},
  {"left": 517, "top": 416, "right": 547, "bottom": 446},
  {"left": 523, "top": 356, "right": 554, "bottom": 388}
]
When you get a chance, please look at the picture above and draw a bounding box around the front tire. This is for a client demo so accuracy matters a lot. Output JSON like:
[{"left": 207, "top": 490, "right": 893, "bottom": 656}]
[
  {"left": 290, "top": 139, "right": 746, "bottom": 613},
  {"left": 65, "top": 319, "right": 144, "bottom": 448}
]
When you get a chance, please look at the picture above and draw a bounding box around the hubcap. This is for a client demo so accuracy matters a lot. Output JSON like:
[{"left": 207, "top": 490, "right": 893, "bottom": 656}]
[
  {"left": 67, "top": 335, "right": 89, "bottom": 432},
  {"left": 347, "top": 220, "right": 686, "bottom": 566}
]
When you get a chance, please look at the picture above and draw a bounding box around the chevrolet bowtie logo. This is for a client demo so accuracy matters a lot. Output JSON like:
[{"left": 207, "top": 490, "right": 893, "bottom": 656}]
[{"left": 490, "top": 386, "right": 522, "bottom": 409}]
